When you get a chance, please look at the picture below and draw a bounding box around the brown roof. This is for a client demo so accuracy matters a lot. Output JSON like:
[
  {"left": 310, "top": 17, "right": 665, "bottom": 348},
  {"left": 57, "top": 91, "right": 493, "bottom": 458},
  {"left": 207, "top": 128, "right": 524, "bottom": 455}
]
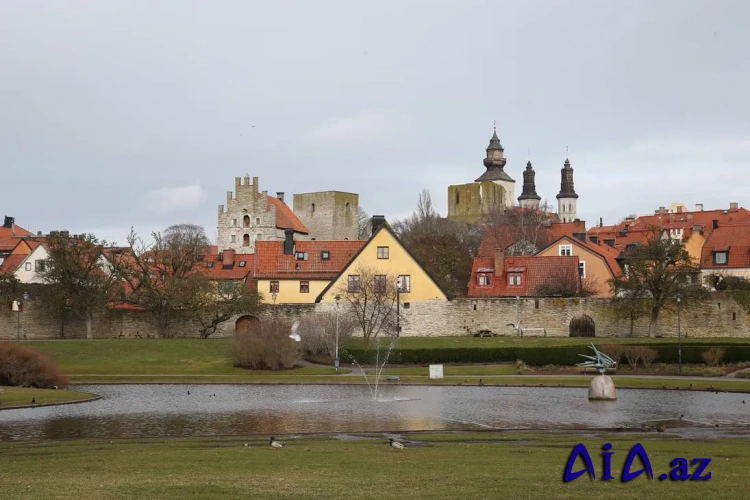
[
  {"left": 197, "top": 252, "right": 255, "bottom": 281},
  {"left": 254, "top": 240, "right": 365, "bottom": 280},
  {"left": 266, "top": 196, "right": 309, "bottom": 234},
  {"left": 700, "top": 222, "right": 750, "bottom": 270},
  {"left": 468, "top": 254, "right": 581, "bottom": 297}
]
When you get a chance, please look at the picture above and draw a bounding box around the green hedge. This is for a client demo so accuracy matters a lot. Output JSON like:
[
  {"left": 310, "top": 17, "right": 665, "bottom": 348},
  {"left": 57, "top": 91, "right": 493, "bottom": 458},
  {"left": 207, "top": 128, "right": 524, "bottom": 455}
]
[{"left": 341, "top": 344, "right": 750, "bottom": 366}]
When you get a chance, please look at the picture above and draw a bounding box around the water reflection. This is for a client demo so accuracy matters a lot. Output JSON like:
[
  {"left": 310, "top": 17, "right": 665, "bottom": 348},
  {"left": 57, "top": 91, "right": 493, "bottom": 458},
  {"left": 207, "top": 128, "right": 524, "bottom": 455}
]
[{"left": 0, "top": 384, "right": 748, "bottom": 442}]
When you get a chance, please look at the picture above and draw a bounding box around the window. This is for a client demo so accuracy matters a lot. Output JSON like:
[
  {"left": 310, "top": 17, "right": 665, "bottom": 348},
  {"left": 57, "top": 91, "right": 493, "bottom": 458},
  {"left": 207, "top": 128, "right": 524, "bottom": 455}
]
[
  {"left": 714, "top": 251, "right": 728, "bottom": 265},
  {"left": 35, "top": 260, "right": 46, "bottom": 272},
  {"left": 398, "top": 275, "right": 411, "bottom": 293},
  {"left": 321, "top": 251, "right": 330, "bottom": 260},
  {"left": 478, "top": 274, "right": 491, "bottom": 286},
  {"left": 238, "top": 261, "right": 247, "bottom": 268},
  {"left": 311, "top": 203, "right": 315, "bottom": 213},
  {"left": 374, "top": 275, "right": 387, "bottom": 293},
  {"left": 243, "top": 215, "right": 250, "bottom": 227},
  {"left": 269, "top": 281, "right": 279, "bottom": 293},
  {"left": 579, "top": 261, "right": 586, "bottom": 278},
  {"left": 256, "top": 217, "right": 260, "bottom": 225},
  {"left": 231, "top": 235, "right": 236, "bottom": 243},
  {"left": 348, "top": 275, "right": 360, "bottom": 293},
  {"left": 559, "top": 244, "right": 572, "bottom": 256},
  {"left": 232, "top": 218, "right": 237, "bottom": 227},
  {"left": 206, "top": 262, "right": 214, "bottom": 268},
  {"left": 25, "top": 262, "right": 31, "bottom": 271},
  {"left": 508, "top": 273, "right": 522, "bottom": 286},
  {"left": 345, "top": 202, "right": 351, "bottom": 212},
  {"left": 455, "top": 190, "right": 459, "bottom": 205},
  {"left": 300, "top": 281, "right": 309, "bottom": 293},
  {"left": 295, "top": 251, "right": 308, "bottom": 261},
  {"left": 377, "top": 246, "right": 389, "bottom": 259},
  {"left": 243, "top": 234, "right": 250, "bottom": 247}
]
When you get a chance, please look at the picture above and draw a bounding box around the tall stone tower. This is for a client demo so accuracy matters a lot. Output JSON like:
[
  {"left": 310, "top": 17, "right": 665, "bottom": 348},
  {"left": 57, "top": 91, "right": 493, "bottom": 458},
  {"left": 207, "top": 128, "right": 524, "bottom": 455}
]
[
  {"left": 217, "top": 175, "right": 310, "bottom": 254},
  {"left": 556, "top": 158, "right": 579, "bottom": 223},
  {"left": 447, "top": 127, "right": 515, "bottom": 222},
  {"left": 517, "top": 160, "right": 541, "bottom": 210},
  {"left": 293, "top": 191, "right": 359, "bottom": 240}
]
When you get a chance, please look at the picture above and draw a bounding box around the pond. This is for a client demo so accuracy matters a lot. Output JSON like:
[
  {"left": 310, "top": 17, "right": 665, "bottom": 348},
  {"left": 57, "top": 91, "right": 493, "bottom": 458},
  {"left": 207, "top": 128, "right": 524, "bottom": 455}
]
[{"left": 1, "top": 384, "right": 748, "bottom": 441}]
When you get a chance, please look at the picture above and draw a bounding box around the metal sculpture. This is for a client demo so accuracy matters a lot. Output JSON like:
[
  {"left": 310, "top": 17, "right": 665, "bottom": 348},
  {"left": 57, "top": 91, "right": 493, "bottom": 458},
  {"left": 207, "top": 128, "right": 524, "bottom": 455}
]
[{"left": 576, "top": 342, "right": 616, "bottom": 375}]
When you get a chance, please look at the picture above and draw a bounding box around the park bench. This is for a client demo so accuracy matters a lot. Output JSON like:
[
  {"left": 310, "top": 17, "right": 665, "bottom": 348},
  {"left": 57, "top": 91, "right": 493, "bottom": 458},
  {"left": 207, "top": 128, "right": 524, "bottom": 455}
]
[
  {"left": 474, "top": 329, "right": 497, "bottom": 337},
  {"left": 518, "top": 327, "right": 547, "bottom": 337}
]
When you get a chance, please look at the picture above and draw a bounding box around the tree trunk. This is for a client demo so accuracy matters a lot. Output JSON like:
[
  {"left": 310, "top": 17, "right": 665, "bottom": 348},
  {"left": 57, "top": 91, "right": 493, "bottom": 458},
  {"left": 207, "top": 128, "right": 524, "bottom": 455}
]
[
  {"left": 629, "top": 311, "right": 634, "bottom": 337},
  {"left": 86, "top": 314, "right": 93, "bottom": 340},
  {"left": 648, "top": 306, "right": 660, "bottom": 338}
]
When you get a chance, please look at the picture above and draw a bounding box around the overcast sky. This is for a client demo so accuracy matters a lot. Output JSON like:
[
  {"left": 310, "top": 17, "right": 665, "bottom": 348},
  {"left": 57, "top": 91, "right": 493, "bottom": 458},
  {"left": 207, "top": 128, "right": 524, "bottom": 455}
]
[{"left": 2, "top": 0, "right": 749, "bottom": 245}]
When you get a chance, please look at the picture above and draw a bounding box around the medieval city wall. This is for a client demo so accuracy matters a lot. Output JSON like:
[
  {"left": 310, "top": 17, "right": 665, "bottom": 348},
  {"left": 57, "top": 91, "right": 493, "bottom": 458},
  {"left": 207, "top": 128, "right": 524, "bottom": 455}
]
[{"left": 2, "top": 295, "right": 745, "bottom": 340}]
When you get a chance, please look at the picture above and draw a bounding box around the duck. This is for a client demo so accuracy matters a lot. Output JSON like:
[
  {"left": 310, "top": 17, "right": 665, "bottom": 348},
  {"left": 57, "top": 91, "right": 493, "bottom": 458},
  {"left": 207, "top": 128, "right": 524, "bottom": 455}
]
[
  {"left": 270, "top": 437, "right": 283, "bottom": 449},
  {"left": 389, "top": 438, "right": 405, "bottom": 450}
]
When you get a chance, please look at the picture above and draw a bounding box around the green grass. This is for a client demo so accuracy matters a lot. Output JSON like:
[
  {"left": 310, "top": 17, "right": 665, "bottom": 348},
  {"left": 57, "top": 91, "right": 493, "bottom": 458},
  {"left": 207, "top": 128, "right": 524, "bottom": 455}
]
[
  {"left": 380, "top": 364, "right": 518, "bottom": 376},
  {"left": 1, "top": 432, "right": 748, "bottom": 499},
  {"left": 345, "top": 336, "right": 750, "bottom": 349},
  {"left": 0, "top": 386, "right": 97, "bottom": 409}
]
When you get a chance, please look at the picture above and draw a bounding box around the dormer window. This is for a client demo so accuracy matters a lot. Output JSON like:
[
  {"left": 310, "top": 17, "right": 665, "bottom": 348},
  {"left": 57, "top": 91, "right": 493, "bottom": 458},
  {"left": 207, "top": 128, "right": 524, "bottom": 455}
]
[
  {"left": 295, "top": 251, "right": 308, "bottom": 261},
  {"left": 238, "top": 261, "right": 247, "bottom": 268},
  {"left": 321, "top": 251, "right": 330, "bottom": 260},
  {"left": 713, "top": 251, "right": 728, "bottom": 265},
  {"left": 508, "top": 273, "right": 522, "bottom": 286},
  {"left": 478, "top": 274, "right": 491, "bottom": 286}
]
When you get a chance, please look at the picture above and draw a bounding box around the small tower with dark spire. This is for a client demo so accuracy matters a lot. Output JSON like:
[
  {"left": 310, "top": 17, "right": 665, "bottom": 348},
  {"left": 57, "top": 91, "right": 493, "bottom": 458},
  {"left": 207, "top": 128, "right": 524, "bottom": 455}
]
[
  {"left": 517, "top": 160, "right": 541, "bottom": 210},
  {"left": 473, "top": 126, "right": 515, "bottom": 209},
  {"left": 556, "top": 158, "right": 579, "bottom": 222}
]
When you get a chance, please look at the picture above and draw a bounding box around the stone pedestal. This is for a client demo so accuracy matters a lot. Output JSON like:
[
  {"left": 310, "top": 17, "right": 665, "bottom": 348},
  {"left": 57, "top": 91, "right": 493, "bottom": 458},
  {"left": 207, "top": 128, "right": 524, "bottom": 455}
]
[{"left": 588, "top": 374, "right": 617, "bottom": 401}]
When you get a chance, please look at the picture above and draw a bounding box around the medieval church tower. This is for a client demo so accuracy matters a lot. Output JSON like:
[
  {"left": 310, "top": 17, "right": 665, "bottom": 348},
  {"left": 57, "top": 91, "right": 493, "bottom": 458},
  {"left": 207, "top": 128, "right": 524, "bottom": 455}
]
[
  {"left": 556, "top": 158, "right": 579, "bottom": 223},
  {"left": 517, "top": 160, "right": 541, "bottom": 210}
]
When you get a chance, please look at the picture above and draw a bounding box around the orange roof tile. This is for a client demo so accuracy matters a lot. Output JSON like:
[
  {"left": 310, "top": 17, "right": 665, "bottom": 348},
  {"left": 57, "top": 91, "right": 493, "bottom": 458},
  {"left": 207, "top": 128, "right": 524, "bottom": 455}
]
[
  {"left": 254, "top": 239, "right": 365, "bottom": 280},
  {"left": 468, "top": 254, "right": 581, "bottom": 297},
  {"left": 700, "top": 222, "right": 750, "bottom": 270},
  {"left": 197, "top": 252, "right": 255, "bottom": 281},
  {"left": 0, "top": 222, "right": 33, "bottom": 240},
  {"left": 0, "top": 254, "right": 26, "bottom": 275},
  {"left": 267, "top": 197, "right": 309, "bottom": 234}
]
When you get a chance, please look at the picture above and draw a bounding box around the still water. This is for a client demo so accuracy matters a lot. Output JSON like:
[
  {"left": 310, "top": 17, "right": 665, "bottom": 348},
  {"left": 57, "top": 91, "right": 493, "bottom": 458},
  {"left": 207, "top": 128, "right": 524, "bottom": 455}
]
[{"left": 1, "top": 384, "right": 748, "bottom": 441}]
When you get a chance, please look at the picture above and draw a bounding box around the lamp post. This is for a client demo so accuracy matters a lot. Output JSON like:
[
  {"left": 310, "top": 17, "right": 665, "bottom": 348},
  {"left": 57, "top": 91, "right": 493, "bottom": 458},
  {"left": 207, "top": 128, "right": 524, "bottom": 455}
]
[
  {"left": 334, "top": 294, "right": 341, "bottom": 372},
  {"left": 396, "top": 277, "right": 402, "bottom": 337},
  {"left": 676, "top": 294, "right": 682, "bottom": 374}
]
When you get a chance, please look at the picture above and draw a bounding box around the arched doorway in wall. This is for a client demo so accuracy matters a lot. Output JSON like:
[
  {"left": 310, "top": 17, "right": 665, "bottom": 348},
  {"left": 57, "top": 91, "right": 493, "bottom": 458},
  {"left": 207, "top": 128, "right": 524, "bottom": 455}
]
[
  {"left": 569, "top": 315, "right": 596, "bottom": 337},
  {"left": 235, "top": 315, "right": 260, "bottom": 335}
]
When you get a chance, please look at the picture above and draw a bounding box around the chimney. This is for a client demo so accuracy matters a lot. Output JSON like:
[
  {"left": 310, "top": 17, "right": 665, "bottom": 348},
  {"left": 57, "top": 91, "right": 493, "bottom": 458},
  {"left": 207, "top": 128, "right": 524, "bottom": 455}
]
[
  {"left": 371, "top": 215, "right": 386, "bottom": 236},
  {"left": 494, "top": 250, "right": 505, "bottom": 277},
  {"left": 695, "top": 203, "right": 703, "bottom": 212},
  {"left": 283, "top": 228, "right": 295, "bottom": 255},
  {"left": 37, "top": 231, "right": 42, "bottom": 236},
  {"left": 730, "top": 201, "right": 739, "bottom": 211},
  {"left": 659, "top": 206, "right": 666, "bottom": 214},
  {"left": 3, "top": 216, "right": 13, "bottom": 228},
  {"left": 222, "top": 248, "right": 235, "bottom": 268},
  {"left": 276, "top": 192, "right": 285, "bottom": 203},
  {"left": 599, "top": 217, "right": 603, "bottom": 228},
  {"left": 712, "top": 220, "right": 719, "bottom": 230}
]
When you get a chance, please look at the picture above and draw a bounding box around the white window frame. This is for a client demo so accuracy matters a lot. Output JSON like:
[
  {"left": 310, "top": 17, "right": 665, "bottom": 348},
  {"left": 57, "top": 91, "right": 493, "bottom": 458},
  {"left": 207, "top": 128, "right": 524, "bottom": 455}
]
[
  {"left": 25, "top": 262, "right": 31, "bottom": 271},
  {"left": 559, "top": 244, "right": 572, "bottom": 257},
  {"left": 508, "top": 274, "right": 522, "bottom": 286},
  {"left": 478, "top": 274, "right": 491, "bottom": 286},
  {"left": 398, "top": 274, "right": 411, "bottom": 293},
  {"left": 579, "top": 261, "right": 586, "bottom": 278}
]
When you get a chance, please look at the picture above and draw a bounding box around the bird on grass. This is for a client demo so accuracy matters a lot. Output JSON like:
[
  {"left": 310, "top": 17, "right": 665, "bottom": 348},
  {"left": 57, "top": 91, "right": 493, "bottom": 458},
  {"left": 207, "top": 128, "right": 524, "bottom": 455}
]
[
  {"left": 389, "top": 438, "right": 405, "bottom": 450},
  {"left": 270, "top": 437, "right": 284, "bottom": 449},
  {"left": 31, "top": 398, "right": 36, "bottom": 404}
]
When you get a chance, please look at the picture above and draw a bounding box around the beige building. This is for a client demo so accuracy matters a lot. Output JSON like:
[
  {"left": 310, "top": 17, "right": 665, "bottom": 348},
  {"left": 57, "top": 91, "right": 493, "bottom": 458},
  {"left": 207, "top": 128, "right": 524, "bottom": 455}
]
[{"left": 293, "top": 191, "right": 359, "bottom": 241}]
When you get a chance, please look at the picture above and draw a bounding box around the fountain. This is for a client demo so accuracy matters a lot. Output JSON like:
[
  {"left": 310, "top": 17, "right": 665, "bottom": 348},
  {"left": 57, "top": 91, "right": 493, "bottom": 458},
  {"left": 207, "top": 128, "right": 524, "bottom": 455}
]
[{"left": 341, "top": 333, "right": 400, "bottom": 401}]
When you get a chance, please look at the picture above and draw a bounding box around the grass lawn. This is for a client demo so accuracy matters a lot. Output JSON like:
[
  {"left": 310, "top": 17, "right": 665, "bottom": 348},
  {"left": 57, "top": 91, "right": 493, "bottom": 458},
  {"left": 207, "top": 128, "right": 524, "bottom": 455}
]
[
  {"left": 1, "top": 432, "right": 747, "bottom": 499},
  {"left": 0, "top": 386, "right": 97, "bottom": 409}
]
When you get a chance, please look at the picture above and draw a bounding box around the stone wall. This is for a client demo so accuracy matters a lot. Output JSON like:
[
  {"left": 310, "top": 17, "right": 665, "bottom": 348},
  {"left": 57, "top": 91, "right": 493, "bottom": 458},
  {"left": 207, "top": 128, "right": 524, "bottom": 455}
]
[{"left": 2, "top": 295, "right": 747, "bottom": 340}]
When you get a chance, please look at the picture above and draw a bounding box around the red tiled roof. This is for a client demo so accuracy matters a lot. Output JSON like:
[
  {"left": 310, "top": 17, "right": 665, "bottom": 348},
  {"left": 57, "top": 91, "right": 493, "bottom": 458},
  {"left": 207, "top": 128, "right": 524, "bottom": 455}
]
[
  {"left": 549, "top": 221, "right": 587, "bottom": 240},
  {"left": 254, "top": 239, "right": 365, "bottom": 280},
  {"left": 700, "top": 222, "right": 750, "bottom": 269},
  {"left": 548, "top": 236, "right": 624, "bottom": 279},
  {"left": 197, "top": 252, "right": 255, "bottom": 281},
  {"left": 468, "top": 254, "right": 580, "bottom": 297},
  {"left": 0, "top": 222, "right": 33, "bottom": 240},
  {"left": 267, "top": 197, "right": 309, "bottom": 234},
  {"left": 0, "top": 254, "right": 26, "bottom": 275}
]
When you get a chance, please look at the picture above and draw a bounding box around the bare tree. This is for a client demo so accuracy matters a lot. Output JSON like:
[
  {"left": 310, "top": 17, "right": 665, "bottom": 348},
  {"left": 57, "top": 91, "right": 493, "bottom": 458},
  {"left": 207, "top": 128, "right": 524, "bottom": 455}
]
[
  {"left": 109, "top": 224, "right": 211, "bottom": 337},
  {"left": 38, "top": 233, "right": 119, "bottom": 339},
  {"left": 358, "top": 207, "right": 371, "bottom": 240},
  {"left": 193, "top": 281, "right": 263, "bottom": 338},
  {"left": 335, "top": 264, "right": 400, "bottom": 349},
  {"left": 298, "top": 311, "right": 358, "bottom": 357},
  {"left": 481, "top": 200, "right": 558, "bottom": 255},
  {"left": 534, "top": 266, "right": 598, "bottom": 298}
]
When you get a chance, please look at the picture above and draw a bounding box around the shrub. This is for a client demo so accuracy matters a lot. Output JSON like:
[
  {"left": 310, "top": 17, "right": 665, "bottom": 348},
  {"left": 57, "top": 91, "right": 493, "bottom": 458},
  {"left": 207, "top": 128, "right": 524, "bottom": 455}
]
[
  {"left": 637, "top": 347, "right": 658, "bottom": 368},
  {"left": 736, "top": 371, "right": 750, "bottom": 379},
  {"left": 701, "top": 347, "right": 725, "bottom": 367},
  {"left": 623, "top": 347, "right": 641, "bottom": 369},
  {"left": 599, "top": 344, "right": 625, "bottom": 365},
  {"left": 0, "top": 342, "right": 68, "bottom": 388},
  {"left": 298, "top": 312, "right": 358, "bottom": 358},
  {"left": 229, "top": 317, "right": 302, "bottom": 370},
  {"left": 515, "top": 360, "right": 530, "bottom": 374}
]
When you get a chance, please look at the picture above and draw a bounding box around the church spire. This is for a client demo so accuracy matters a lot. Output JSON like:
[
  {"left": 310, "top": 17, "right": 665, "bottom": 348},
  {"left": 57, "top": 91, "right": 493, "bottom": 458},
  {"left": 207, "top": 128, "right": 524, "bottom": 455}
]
[
  {"left": 518, "top": 160, "right": 541, "bottom": 209},
  {"left": 477, "top": 124, "right": 510, "bottom": 177},
  {"left": 556, "top": 157, "right": 579, "bottom": 223}
]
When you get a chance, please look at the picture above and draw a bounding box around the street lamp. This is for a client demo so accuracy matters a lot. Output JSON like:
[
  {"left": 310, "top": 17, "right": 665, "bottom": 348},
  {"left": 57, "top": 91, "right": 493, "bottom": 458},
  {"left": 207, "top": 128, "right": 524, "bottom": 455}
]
[
  {"left": 334, "top": 294, "right": 341, "bottom": 372},
  {"left": 676, "top": 293, "right": 683, "bottom": 374},
  {"left": 396, "top": 277, "right": 402, "bottom": 337}
]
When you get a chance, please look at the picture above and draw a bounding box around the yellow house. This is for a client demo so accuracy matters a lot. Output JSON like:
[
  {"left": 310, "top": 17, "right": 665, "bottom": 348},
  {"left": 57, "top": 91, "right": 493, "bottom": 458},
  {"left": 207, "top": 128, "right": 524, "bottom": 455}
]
[
  {"left": 535, "top": 235, "right": 623, "bottom": 297},
  {"left": 315, "top": 218, "right": 450, "bottom": 303},
  {"left": 253, "top": 235, "right": 365, "bottom": 305}
]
